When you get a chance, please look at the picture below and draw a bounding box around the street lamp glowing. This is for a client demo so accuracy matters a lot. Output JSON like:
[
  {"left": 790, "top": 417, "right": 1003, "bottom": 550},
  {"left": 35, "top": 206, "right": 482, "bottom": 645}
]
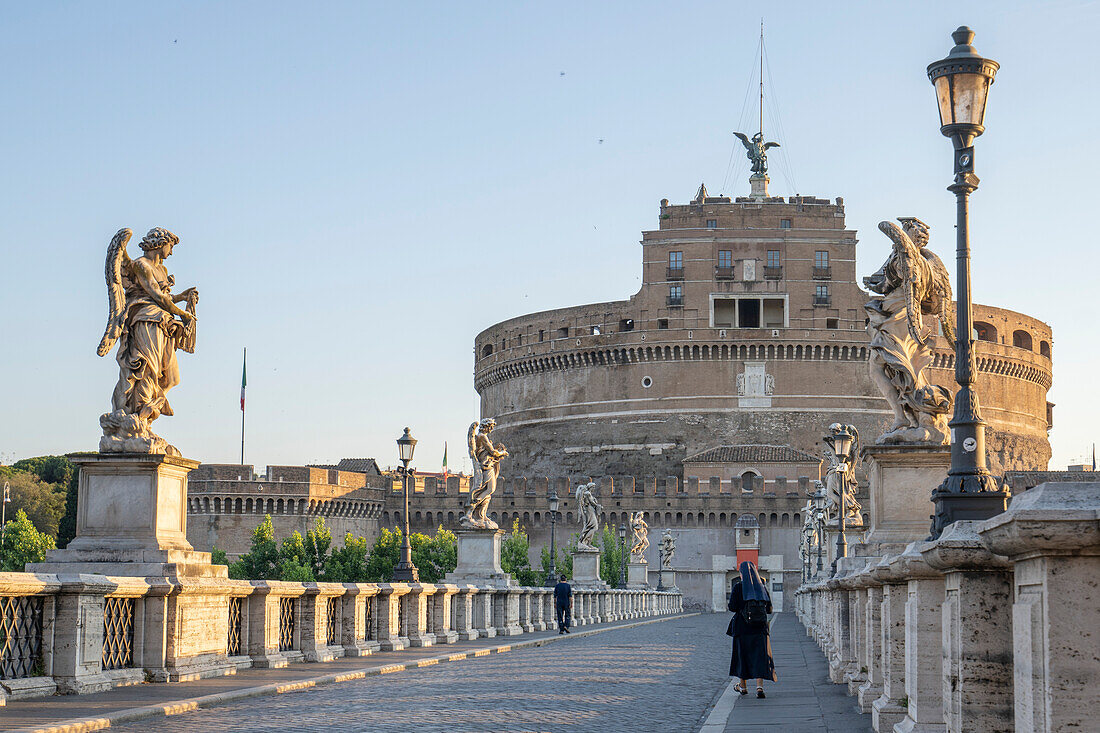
[
  {"left": 396, "top": 427, "right": 417, "bottom": 463},
  {"left": 927, "top": 26, "right": 999, "bottom": 149}
]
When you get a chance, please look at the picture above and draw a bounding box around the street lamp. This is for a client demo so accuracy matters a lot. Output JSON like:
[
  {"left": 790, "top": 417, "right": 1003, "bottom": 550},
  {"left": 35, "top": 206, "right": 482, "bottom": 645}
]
[
  {"left": 391, "top": 427, "right": 420, "bottom": 582},
  {"left": 813, "top": 484, "right": 825, "bottom": 575},
  {"left": 1, "top": 482, "right": 9, "bottom": 551},
  {"left": 618, "top": 523, "right": 628, "bottom": 589},
  {"left": 926, "top": 26, "right": 1008, "bottom": 538},
  {"left": 825, "top": 423, "right": 857, "bottom": 575},
  {"left": 546, "top": 486, "right": 560, "bottom": 586}
]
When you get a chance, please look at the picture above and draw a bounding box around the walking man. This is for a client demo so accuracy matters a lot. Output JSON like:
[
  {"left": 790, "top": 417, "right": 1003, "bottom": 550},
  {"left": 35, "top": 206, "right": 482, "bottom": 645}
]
[{"left": 554, "top": 574, "right": 572, "bottom": 633}]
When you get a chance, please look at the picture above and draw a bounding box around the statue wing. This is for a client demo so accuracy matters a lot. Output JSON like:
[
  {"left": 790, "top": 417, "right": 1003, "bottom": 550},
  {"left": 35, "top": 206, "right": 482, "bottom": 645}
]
[
  {"left": 764, "top": 142, "right": 781, "bottom": 150},
  {"left": 878, "top": 220, "right": 925, "bottom": 345},
  {"left": 96, "top": 228, "right": 133, "bottom": 357},
  {"left": 923, "top": 250, "right": 957, "bottom": 346},
  {"left": 467, "top": 422, "right": 479, "bottom": 463},
  {"left": 733, "top": 132, "right": 752, "bottom": 151}
]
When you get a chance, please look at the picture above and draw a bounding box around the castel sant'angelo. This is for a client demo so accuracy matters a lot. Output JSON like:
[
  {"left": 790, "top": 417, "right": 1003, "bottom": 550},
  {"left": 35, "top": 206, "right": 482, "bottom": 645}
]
[{"left": 189, "top": 133, "right": 1053, "bottom": 610}]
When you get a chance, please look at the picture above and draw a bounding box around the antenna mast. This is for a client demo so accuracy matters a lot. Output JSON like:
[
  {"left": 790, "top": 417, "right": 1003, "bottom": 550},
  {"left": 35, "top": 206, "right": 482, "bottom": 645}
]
[{"left": 759, "top": 19, "right": 764, "bottom": 136}]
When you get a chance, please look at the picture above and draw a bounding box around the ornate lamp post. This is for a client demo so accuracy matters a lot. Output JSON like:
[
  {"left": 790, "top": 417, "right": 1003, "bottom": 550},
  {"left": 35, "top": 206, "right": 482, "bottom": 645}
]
[
  {"left": 811, "top": 482, "right": 825, "bottom": 576},
  {"left": 618, "top": 523, "right": 628, "bottom": 588},
  {"left": 390, "top": 427, "right": 420, "bottom": 582},
  {"left": 546, "top": 486, "right": 560, "bottom": 586},
  {"left": 926, "top": 27, "right": 1008, "bottom": 538},
  {"left": 825, "top": 424, "right": 856, "bottom": 575}
]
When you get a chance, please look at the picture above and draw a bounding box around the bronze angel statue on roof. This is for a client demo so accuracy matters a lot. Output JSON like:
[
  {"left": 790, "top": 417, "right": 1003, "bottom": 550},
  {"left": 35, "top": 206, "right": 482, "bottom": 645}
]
[
  {"left": 96, "top": 227, "right": 198, "bottom": 455},
  {"left": 863, "top": 218, "right": 954, "bottom": 444},
  {"left": 734, "top": 131, "right": 780, "bottom": 175}
]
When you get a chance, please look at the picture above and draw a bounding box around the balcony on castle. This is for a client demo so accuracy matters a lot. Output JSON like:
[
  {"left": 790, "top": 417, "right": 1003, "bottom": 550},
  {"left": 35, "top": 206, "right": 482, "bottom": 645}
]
[
  {"left": 812, "top": 266, "right": 832, "bottom": 280},
  {"left": 666, "top": 295, "right": 683, "bottom": 307},
  {"left": 714, "top": 266, "right": 735, "bottom": 280},
  {"left": 813, "top": 295, "right": 831, "bottom": 307},
  {"left": 764, "top": 266, "right": 783, "bottom": 280},
  {"left": 666, "top": 266, "right": 684, "bottom": 281}
]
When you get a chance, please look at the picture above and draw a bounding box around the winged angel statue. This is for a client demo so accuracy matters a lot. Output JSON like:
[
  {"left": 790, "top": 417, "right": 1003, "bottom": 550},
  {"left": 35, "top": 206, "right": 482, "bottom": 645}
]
[
  {"left": 459, "top": 418, "right": 508, "bottom": 529},
  {"left": 734, "top": 131, "right": 780, "bottom": 176},
  {"left": 96, "top": 228, "right": 198, "bottom": 456},
  {"left": 863, "top": 218, "right": 954, "bottom": 444}
]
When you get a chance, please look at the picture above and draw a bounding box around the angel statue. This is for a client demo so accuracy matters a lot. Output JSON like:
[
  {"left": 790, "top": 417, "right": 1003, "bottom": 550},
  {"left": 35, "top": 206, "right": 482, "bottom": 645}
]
[
  {"left": 459, "top": 418, "right": 509, "bottom": 530},
  {"left": 658, "top": 530, "right": 676, "bottom": 569},
  {"left": 734, "top": 131, "right": 780, "bottom": 176},
  {"left": 863, "top": 217, "right": 955, "bottom": 444},
  {"left": 629, "top": 511, "right": 649, "bottom": 560},
  {"left": 96, "top": 228, "right": 198, "bottom": 455},
  {"left": 575, "top": 482, "right": 603, "bottom": 550},
  {"left": 822, "top": 423, "right": 863, "bottom": 525}
]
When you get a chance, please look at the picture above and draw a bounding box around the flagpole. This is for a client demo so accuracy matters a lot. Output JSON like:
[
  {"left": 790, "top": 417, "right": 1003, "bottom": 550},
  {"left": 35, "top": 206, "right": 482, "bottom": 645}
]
[{"left": 240, "top": 347, "right": 247, "bottom": 465}]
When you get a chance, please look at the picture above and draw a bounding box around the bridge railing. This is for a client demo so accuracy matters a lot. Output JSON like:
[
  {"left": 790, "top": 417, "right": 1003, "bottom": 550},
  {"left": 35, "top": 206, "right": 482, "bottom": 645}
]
[
  {"left": 793, "top": 482, "right": 1099, "bottom": 733},
  {"left": 0, "top": 574, "right": 682, "bottom": 702}
]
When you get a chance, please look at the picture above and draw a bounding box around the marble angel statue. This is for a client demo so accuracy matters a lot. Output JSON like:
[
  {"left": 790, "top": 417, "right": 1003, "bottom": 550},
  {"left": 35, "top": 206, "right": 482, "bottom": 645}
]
[
  {"left": 629, "top": 511, "right": 650, "bottom": 559},
  {"left": 575, "top": 482, "right": 603, "bottom": 550},
  {"left": 863, "top": 217, "right": 955, "bottom": 444},
  {"left": 659, "top": 530, "right": 676, "bottom": 569},
  {"left": 97, "top": 227, "right": 198, "bottom": 455},
  {"left": 459, "top": 418, "right": 508, "bottom": 530},
  {"left": 823, "top": 423, "right": 863, "bottom": 524}
]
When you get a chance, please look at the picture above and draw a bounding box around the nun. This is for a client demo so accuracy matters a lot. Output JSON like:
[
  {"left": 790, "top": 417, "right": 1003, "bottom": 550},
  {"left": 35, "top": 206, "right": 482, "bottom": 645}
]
[{"left": 727, "top": 560, "right": 777, "bottom": 697}]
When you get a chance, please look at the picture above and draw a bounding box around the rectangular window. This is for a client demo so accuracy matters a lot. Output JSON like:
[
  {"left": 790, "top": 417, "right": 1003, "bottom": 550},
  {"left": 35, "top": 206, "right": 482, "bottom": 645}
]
[
  {"left": 815, "top": 251, "right": 829, "bottom": 268},
  {"left": 516, "top": 333, "right": 523, "bottom": 345},
  {"left": 557, "top": 326, "right": 569, "bottom": 338},
  {"left": 669, "top": 251, "right": 683, "bottom": 269},
  {"left": 780, "top": 219, "right": 792, "bottom": 229},
  {"left": 826, "top": 318, "right": 839, "bottom": 329},
  {"left": 706, "top": 219, "right": 718, "bottom": 229},
  {"left": 713, "top": 299, "right": 736, "bottom": 327},
  {"left": 738, "top": 298, "right": 760, "bottom": 328},
  {"left": 763, "top": 298, "right": 785, "bottom": 328},
  {"left": 767, "top": 250, "right": 781, "bottom": 268},
  {"left": 816, "top": 285, "right": 829, "bottom": 298},
  {"left": 658, "top": 318, "right": 669, "bottom": 329},
  {"left": 669, "top": 284, "right": 683, "bottom": 301},
  {"left": 717, "top": 250, "right": 732, "bottom": 268},
  {"left": 539, "top": 329, "right": 545, "bottom": 342}
]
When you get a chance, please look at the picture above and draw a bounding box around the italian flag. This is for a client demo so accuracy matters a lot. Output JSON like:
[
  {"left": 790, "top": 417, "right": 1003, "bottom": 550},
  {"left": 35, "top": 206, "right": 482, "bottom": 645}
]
[
  {"left": 240, "top": 348, "right": 247, "bottom": 412},
  {"left": 442, "top": 442, "right": 448, "bottom": 477}
]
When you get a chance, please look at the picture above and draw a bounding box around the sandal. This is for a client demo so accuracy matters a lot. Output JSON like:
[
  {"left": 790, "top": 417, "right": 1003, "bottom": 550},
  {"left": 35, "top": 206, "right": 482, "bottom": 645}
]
[
  {"left": 734, "top": 684, "right": 747, "bottom": 695},
  {"left": 756, "top": 688, "right": 766, "bottom": 699}
]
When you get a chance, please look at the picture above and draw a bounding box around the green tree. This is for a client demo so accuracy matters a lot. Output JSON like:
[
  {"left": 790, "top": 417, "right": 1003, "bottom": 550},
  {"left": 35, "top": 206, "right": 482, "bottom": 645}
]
[
  {"left": 600, "top": 526, "right": 626, "bottom": 586},
  {"left": 277, "top": 530, "right": 315, "bottom": 581},
  {"left": 0, "top": 509, "right": 57, "bottom": 570},
  {"left": 324, "top": 533, "right": 370, "bottom": 582},
  {"left": 1, "top": 471, "right": 65, "bottom": 538},
  {"left": 362, "top": 527, "right": 401, "bottom": 581},
  {"left": 362, "top": 526, "right": 457, "bottom": 583},
  {"left": 228, "top": 515, "right": 280, "bottom": 580},
  {"left": 303, "top": 517, "right": 332, "bottom": 578},
  {"left": 11, "top": 455, "right": 73, "bottom": 486},
  {"left": 211, "top": 546, "right": 229, "bottom": 566},
  {"left": 500, "top": 519, "right": 540, "bottom": 586},
  {"left": 539, "top": 544, "right": 573, "bottom": 584}
]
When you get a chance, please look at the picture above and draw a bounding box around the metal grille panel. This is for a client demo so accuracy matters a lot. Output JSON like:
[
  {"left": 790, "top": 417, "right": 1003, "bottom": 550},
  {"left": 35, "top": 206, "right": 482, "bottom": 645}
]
[
  {"left": 227, "top": 597, "right": 243, "bottom": 656},
  {"left": 325, "top": 597, "right": 338, "bottom": 646},
  {"left": 278, "top": 597, "right": 295, "bottom": 652},
  {"left": 0, "top": 596, "right": 44, "bottom": 679},
  {"left": 102, "top": 597, "right": 135, "bottom": 670},
  {"left": 364, "top": 597, "right": 374, "bottom": 641}
]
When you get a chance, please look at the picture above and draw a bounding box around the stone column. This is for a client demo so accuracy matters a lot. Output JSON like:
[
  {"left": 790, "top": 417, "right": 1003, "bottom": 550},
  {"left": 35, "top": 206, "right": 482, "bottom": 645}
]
[
  {"left": 922, "top": 520, "right": 1013, "bottom": 733},
  {"left": 896, "top": 540, "right": 946, "bottom": 733},
  {"left": 826, "top": 579, "right": 853, "bottom": 683},
  {"left": 341, "top": 584, "right": 381, "bottom": 656},
  {"left": 857, "top": 578, "right": 885, "bottom": 714},
  {"left": 846, "top": 585, "right": 868, "bottom": 696},
  {"left": 451, "top": 586, "right": 480, "bottom": 641},
  {"left": 430, "top": 584, "right": 459, "bottom": 644},
  {"left": 978, "top": 482, "right": 1100, "bottom": 733},
  {"left": 474, "top": 587, "right": 496, "bottom": 638},
  {"left": 405, "top": 585, "right": 436, "bottom": 647},
  {"left": 48, "top": 574, "right": 114, "bottom": 694},
  {"left": 870, "top": 553, "right": 911, "bottom": 733},
  {"left": 376, "top": 584, "right": 410, "bottom": 651}
]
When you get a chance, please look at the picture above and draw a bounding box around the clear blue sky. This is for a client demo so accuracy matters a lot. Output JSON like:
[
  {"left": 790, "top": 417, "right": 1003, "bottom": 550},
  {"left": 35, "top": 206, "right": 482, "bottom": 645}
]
[{"left": 1, "top": 1, "right": 1096, "bottom": 472}]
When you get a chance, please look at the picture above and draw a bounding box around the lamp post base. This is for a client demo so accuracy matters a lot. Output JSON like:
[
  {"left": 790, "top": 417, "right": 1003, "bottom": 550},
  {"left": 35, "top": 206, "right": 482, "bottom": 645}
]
[
  {"left": 930, "top": 475, "right": 1007, "bottom": 539},
  {"left": 391, "top": 560, "right": 419, "bottom": 583}
]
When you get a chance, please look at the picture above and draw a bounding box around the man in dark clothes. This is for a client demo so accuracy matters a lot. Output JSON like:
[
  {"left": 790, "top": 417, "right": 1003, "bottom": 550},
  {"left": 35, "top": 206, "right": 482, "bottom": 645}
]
[
  {"left": 553, "top": 574, "right": 572, "bottom": 634},
  {"left": 727, "top": 560, "right": 777, "bottom": 697}
]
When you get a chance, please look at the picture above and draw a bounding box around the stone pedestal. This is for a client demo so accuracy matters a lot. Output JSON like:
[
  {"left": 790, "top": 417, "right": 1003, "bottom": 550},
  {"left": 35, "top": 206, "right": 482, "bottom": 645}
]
[
  {"left": 445, "top": 529, "right": 516, "bottom": 588},
  {"left": 895, "top": 541, "right": 946, "bottom": 733},
  {"left": 571, "top": 548, "right": 608, "bottom": 589},
  {"left": 31, "top": 453, "right": 224, "bottom": 578},
  {"left": 626, "top": 560, "right": 648, "bottom": 588},
  {"left": 749, "top": 173, "right": 769, "bottom": 198},
  {"left": 656, "top": 567, "right": 677, "bottom": 591},
  {"left": 871, "top": 554, "right": 910, "bottom": 733},
  {"left": 863, "top": 444, "right": 951, "bottom": 549},
  {"left": 922, "top": 521, "right": 1013, "bottom": 733},
  {"left": 978, "top": 482, "right": 1100, "bottom": 733}
]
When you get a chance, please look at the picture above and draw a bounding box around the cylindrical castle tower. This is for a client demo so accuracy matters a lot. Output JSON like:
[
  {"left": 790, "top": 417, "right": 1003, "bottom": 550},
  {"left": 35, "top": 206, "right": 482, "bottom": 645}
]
[{"left": 474, "top": 185, "right": 1052, "bottom": 480}]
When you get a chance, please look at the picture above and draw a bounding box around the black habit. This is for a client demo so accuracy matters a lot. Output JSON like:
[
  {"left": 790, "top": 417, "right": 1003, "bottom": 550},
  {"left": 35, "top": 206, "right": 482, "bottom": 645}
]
[{"left": 727, "top": 580, "right": 777, "bottom": 681}]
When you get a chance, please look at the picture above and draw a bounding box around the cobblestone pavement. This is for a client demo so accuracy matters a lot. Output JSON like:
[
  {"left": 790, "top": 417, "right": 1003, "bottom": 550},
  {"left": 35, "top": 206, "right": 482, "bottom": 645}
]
[
  {"left": 110, "top": 614, "right": 732, "bottom": 733},
  {"left": 718, "top": 612, "right": 872, "bottom": 733}
]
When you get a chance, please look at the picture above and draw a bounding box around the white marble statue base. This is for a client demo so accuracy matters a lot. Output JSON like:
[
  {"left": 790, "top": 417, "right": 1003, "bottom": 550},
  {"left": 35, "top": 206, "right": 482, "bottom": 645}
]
[
  {"left": 863, "top": 444, "right": 950, "bottom": 548},
  {"left": 571, "top": 548, "right": 608, "bottom": 588},
  {"left": 445, "top": 529, "right": 516, "bottom": 588},
  {"left": 627, "top": 560, "right": 649, "bottom": 588}
]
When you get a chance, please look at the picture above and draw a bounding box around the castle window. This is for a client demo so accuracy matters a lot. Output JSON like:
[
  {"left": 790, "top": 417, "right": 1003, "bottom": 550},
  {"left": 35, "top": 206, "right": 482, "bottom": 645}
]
[
  {"left": 706, "top": 219, "right": 718, "bottom": 229},
  {"left": 481, "top": 344, "right": 493, "bottom": 357},
  {"left": 516, "top": 333, "right": 523, "bottom": 345},
  {"left": 591, "top": 325, "right": 601, "bottom": 335},
  {"left": 667, "top": 284, "right": 683, "bottom": 307},
  {"left": 814, "top": 285, "right": 830, "bottom": 306},
  {"left": 767, "top": 250, "right": 781, "bottom": 268},
  {"left": 1012, "top": 330, "right": 1033, "bottom": 351},
  {"left": 669, "top": 251, "right": 683, "bottom": 269},
  {"left": 538, "top": 329, "right": 545, "bottom": 342},
  {"left": 658, "top": 319, "right": 669, "bottom": 330},
  {"left": 619, "top": 319, "right": 634, "bottom": 332},
  {"left": 557, "top": 326, "right": 569, "bottom": 339},
  {"left": 780, "top": 219, "right": 792, "bottom": 229},
  {"left": 1040, "top": 340, "right": 1051, "bottom": 358},
  {"left": 738, "top": 299, "right": 760, "bottom": 328},
  {"left": 717, "top": 250, "right": 732, "bottom": 268},
  {"left": 815, "top": 251, "right": 829, "bottom": 268},
  {"left": 973, "top": 322, "right": 997, "bottom": 343},
  {"left": 826, "top": 317, "right": 839, "bottom": 329}
]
